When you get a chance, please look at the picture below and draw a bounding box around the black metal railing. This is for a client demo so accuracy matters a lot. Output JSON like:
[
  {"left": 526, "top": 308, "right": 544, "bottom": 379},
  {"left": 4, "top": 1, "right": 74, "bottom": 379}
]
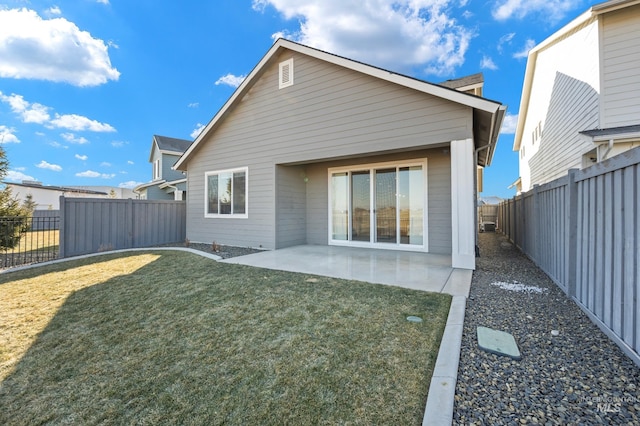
[{"left": 0, "top": 216, "right": 60, "bottom": 269}]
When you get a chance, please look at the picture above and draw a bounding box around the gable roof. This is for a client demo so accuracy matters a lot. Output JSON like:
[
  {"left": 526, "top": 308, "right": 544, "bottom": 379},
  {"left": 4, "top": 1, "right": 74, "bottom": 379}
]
[
  {"left": 513, "top": 0, "right": 640, "bottom": 151},
  {"left": 149, "top": 135, "right": 192, "bottom": 162},
  {"left": 175, "top": 39, "right": 505, "bottom": 170}
]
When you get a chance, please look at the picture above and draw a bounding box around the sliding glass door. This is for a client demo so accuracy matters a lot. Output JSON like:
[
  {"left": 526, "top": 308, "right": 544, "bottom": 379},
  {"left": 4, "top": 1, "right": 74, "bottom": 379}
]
[{"left": 329, "top": 160, "right": 426, "bottom": 249}]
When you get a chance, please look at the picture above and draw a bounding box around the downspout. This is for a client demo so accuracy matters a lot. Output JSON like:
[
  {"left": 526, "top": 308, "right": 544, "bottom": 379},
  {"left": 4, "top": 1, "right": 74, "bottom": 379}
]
[
  {"left": 598, "top": 138, "right": 614, "bottom": 161},
  {"left": 164, "top": 184, "right": 180, "bottom": 200}
]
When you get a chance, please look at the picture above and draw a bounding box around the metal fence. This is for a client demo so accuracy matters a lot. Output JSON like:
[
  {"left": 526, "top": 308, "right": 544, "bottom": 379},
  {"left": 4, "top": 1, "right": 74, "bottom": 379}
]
[
  {"left": 59, "top": 197, "right": 186, "bottom": 258},
  {"left": 498, "top": 146, "right": 640, "bottom": 366},
  {"left": 0, "top": 215, "right": 60, "bottom": 269}
]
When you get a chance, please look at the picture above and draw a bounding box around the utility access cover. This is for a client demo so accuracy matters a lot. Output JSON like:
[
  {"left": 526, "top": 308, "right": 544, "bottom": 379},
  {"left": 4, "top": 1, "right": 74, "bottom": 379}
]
[{"left": 477, "top": 326, "right": 522, "bottom": 360}]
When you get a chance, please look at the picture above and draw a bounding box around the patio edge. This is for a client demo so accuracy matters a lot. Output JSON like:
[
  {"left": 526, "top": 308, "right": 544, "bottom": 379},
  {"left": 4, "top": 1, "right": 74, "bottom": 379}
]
[{"left": 422, "top": 295, "right": 467, "bottom": 426}]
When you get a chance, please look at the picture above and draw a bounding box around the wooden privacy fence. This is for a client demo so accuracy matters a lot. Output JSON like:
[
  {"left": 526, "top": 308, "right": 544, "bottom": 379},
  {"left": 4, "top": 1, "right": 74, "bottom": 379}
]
[
  {"left": 498, "top": 147, "right": 640, "bottom": 366},
  {"left": 60, "top": 197, "right": 186, "bottom": 258}
]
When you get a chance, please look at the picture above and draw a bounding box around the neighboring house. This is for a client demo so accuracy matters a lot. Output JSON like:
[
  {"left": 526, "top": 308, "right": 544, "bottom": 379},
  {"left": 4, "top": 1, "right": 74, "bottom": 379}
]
[
  {"left": 4, "top": 181, "right": 135, "bottom": 210},
  {"left": 514, "top": 0, "right": 640, "bottom": 193},
  {"left": 134, "top": 135, "right": 192, "bottom": 200},
  {"left": 174, "top": 39, "right": 506, "bottom": 269}
]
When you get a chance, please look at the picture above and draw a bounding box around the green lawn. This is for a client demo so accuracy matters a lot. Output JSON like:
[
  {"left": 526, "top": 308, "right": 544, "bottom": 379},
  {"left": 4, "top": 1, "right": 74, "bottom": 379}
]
[{"left": 0, "top": 250, "right": 451, "bottom": 425}]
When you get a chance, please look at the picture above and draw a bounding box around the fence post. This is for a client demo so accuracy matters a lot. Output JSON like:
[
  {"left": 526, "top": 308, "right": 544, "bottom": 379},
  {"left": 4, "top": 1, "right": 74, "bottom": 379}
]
[
  {"left": 59, "top": 196, "right": 65, "bottom": 258},
  {"left": 127, "top": 198, "right": 134, "bottom": 248},
  {"left": 566, "top": 169, "right": 579, "bottom": 297},
  {"left": 533, "top": 184, "right": 540, "bottom": 263}
]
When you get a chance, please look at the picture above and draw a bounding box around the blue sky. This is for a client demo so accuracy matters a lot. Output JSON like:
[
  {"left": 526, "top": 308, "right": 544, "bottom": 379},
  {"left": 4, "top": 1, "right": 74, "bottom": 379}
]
[{"left": 0, "top": 0, "right": 591, "bottom": 198}]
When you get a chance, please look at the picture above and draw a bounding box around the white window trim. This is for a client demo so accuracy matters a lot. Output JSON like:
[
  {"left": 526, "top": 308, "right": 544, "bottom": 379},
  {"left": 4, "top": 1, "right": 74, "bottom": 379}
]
[
  {"left": 153, "top": 159, "right": 161, "bottom": 181},
  {"left": 327, "top": 158, "right": 428, "bottom": 252},
  {"left": 204, "top": 167, "right": 249, "bottom": 219}
]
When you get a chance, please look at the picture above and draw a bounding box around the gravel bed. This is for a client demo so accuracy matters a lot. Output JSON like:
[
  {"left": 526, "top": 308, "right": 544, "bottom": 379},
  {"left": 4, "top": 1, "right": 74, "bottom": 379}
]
[
  {"left": 454, "top": 232, "right": 640, "bottom": 425},
  {"left": 156, "top": 242, "right": 263, "bottom": 259}
]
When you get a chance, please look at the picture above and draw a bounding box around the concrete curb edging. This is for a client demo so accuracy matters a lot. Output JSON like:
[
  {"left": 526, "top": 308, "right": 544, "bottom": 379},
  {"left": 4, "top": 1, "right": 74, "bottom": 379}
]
[
  {"left": 0, "top": 247, "right": 222, "bottom": 275},
  {"left": 422, "top": 295, "right": 467, "bottom": 425}
]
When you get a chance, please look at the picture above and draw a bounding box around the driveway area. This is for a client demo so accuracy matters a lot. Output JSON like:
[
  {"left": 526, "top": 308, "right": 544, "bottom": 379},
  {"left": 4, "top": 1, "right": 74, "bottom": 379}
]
[{"left": 220, "top": 245, "right": 471, "bottom": 297}]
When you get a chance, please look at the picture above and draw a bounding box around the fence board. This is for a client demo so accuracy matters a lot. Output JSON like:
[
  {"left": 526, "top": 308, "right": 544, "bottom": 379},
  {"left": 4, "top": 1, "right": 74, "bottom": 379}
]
[
  {"left": 499, "top": 146, "right": 640, "bottom": 366},
  {"left": 60, "top": 197, "right": 186, "bottom": 258}
]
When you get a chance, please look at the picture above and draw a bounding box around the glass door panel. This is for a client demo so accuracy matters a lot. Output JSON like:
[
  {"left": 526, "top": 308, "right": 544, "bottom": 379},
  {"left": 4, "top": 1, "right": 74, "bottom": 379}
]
[
  {"left": 375, "top": 168, "right": 397, "bottom": 243},
  {"left": 331, "top": 172, "right": 348, "bottom": 240},
  {"left": 351, "top": 171, "right": 371, "bottom": 242},
  {"left": 398, "top": 166, "right": 424, "bottom": 245}
]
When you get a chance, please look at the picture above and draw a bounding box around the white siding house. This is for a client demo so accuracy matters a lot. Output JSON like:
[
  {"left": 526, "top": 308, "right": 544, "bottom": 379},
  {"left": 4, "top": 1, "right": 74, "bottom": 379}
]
[
  {"left": 175, "top": 39, "right": 505, "bottom": 270},
  {"left": 514, "top": 0, "right": 640, "bottom": 193}
]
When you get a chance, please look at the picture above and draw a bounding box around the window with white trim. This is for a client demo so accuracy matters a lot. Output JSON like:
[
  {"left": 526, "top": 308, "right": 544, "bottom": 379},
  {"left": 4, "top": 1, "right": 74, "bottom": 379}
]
[
  {"left": 205, "top": 167, "right": 248, "bottom": 218},
  {"left": 153, "top": 159, "right": 161, "bottom": 180}
]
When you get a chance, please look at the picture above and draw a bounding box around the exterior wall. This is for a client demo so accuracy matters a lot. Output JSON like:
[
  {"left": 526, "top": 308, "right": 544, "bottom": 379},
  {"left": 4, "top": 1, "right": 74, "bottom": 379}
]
[
  {"left": 519, "top": 20, "right": 600, "bottom": 192},
  {"left": 161, "top": 152, "right": 186, "bottom": 182},
  {"left": 6, "top": 185, "right": 128, "bottom": 209},
  {"left": 185, "top": 48, "right": 471, "bottom": 249},
  {"left": 600, "top": 4, "right": 640, "bottom": 128},
  {"left": 275, "top": 165, "right": 307, "bottom": 248}
]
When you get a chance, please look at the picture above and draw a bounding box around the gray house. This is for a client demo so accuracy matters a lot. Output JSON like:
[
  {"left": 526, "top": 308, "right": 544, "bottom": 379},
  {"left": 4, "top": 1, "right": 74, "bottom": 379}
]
[
  {"left": 134, "top": 135, "right": 191, "bottom": 200},
  {"left": 174, "top": 39, "right": 505, "bottom": 269}
]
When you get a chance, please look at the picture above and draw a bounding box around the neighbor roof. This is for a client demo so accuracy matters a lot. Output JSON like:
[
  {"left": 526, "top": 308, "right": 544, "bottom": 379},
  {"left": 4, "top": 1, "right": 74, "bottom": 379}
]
[
  {"left": 439, "top": 72, "right": 484, "bottom": 91},
  {"left": 513, "top": 0, "right": 640, "bottom": 151},
  {"left": 175, "top": 39, "right": 505, "bottom": 170},
  {"left": 149, "top": 135, "right": 192, "bottom": 162},
  {"left": 5, "top": 181, "right": 108, "bottom": 195}
]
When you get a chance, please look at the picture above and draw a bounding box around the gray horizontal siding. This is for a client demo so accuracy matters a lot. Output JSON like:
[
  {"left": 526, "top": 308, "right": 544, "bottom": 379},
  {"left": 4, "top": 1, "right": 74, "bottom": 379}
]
[{"left": 186, "top": 48, "right": 471, "bottom": 249}]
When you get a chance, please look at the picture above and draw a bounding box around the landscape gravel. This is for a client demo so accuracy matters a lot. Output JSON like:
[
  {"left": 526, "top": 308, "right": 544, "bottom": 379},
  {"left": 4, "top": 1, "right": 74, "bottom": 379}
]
[{"left": 454, "top": 232, "right": 640, "bottom": 425}]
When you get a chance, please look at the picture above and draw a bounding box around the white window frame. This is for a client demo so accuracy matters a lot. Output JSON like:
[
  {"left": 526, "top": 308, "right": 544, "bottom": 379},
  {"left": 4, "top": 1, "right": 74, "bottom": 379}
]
[
  {"left": 153, "top": 159, "right": 161, "bottom": 180},
  {"left": 204, "top": 167, "right": 248, "bottom": 219},
  {"left": 327, "top": 159, "right": 428, "bottom": 252}
]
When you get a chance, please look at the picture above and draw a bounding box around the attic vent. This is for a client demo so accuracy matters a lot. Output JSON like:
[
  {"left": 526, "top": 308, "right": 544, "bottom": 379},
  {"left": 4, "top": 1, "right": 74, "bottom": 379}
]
[{"left": 279, "top": 58, "right": 294, "bottom": 89}]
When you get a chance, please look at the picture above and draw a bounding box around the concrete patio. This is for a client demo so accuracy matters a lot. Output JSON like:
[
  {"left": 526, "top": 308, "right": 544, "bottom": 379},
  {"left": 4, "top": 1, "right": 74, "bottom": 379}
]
[{"left": 220, "top": 245, "right": 472, "bottom": 297}]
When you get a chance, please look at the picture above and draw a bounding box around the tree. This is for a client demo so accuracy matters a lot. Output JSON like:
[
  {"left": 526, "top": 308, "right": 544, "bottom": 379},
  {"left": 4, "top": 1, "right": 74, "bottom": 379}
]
[
  {"left": 22, "top": 193, "right": 37, "bottom": 213},
  {"left": 0, "top": 146, "right": 31, "bottom": 249}
]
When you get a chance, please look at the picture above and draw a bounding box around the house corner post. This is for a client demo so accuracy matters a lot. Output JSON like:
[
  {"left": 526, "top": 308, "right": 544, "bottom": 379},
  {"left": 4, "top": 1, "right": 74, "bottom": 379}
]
[
  {"left": 566, "top": 169, "right": 579, "bottom": 297},
  {"left": 59, "top": 196, "right": 65, "bottom": 258},
  {"left": 450, "top": 138, "right": 476, "bottom": 270}
]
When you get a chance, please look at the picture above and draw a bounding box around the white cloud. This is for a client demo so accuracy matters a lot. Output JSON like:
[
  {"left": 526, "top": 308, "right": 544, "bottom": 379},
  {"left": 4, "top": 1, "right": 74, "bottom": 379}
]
[
  {"left": 0, "top": 91, "right": 115, "bottom": 132},
  {"left": 497, "top": 32, "right": 515, "bottom": 53},
  {"left": 215, "top": 73, "right": 247, "bottom": 88},
  {"left": 49, "top": 141, "right": 69, "bottom": 149},
  {"left": 76, "top": 170, "right": 116, "bottom": 178},
  {"left": 0, "top": 125, "right": 20, "bottom": 143},
  {"left": 36, "top": 160, "right": 62, "bottom": 172},
  {"left": 253, "top": 0, "right": 473, "bottom": 76},
  {"left": 100, "top": 162, "right": 112, "bottom": 167},
  {"left": 500, "top": 113, "right": 518, "bottom": 134},
  {"left": 46, "top": 6, "right": 62, "bottom": 16},
  {"left": 6, "top": 170, "right": 35, "bottom": 182},
  {"left": 61, "top": 132, "right": 89, "bottom": 144},
  {"left": 50, "top": 114, "right": 115, "bottom": 132},
  {"left": 111, "top": 140, "right": 127, "bottom": 148},
  {"left": 513, "top": 39, "right": 536, "bottom": 59},
  {"left": 119, "top": 180, "right": 142, "bottom": 189},
  {"left": 127, "top": 160, "right": 134, "bottom": 165},
  {"left": 480, "top": 55, "right": 498, "bottom": 70},
  {"left": 492, "top": 0, "right": 581, "bottom": 22},
  {"left": 190, "top": 123, "right": 206, "bottom": 139},
  {"left": 0, "top": 92, "right": 51, "bottom": 124},
  {"left": 188, "top": 102, "right": 199, "bottom": 108},
  {"left": 0, "top": 8, "right": 120, "bottom": 86},
  {"left": 75, "top": 154, "right": 88, "bottom": 160},
  {"left": 97, "top": 0, "right": 110, "bottom": 4}
]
